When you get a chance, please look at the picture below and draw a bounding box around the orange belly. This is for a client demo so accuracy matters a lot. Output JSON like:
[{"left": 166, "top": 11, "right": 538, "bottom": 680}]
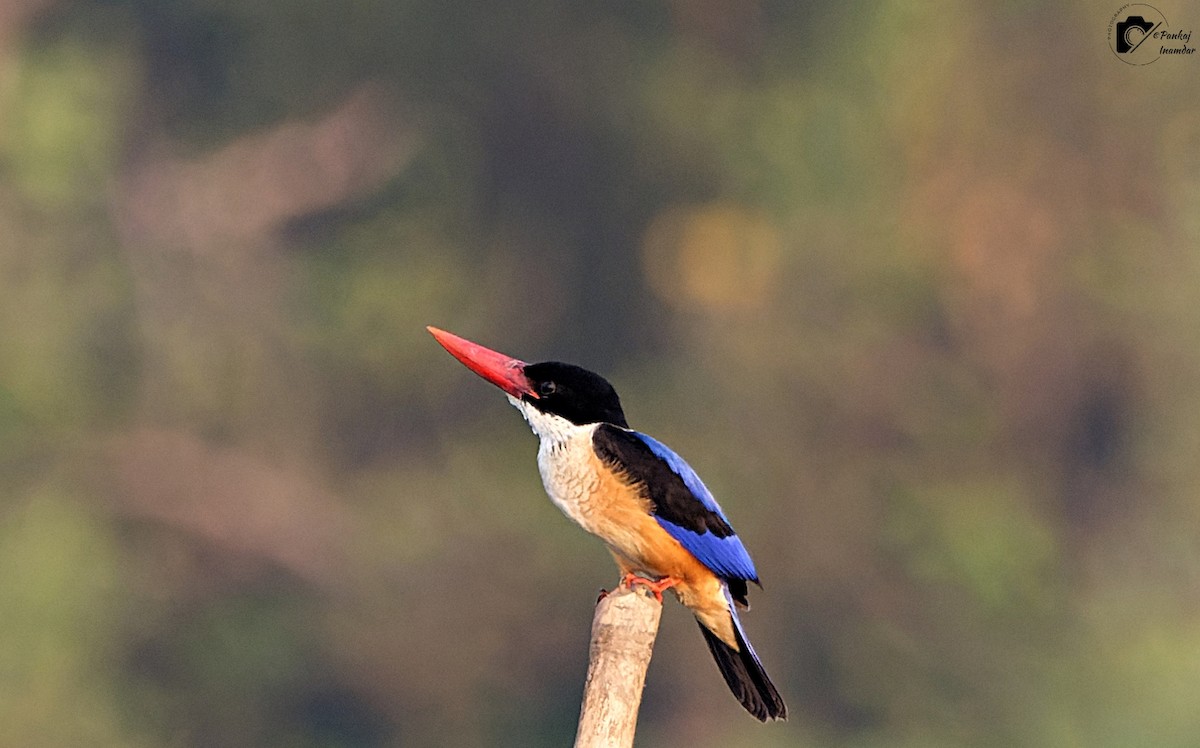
[{"left": 585, "top": 451, "right": 739, "bottom": 649}]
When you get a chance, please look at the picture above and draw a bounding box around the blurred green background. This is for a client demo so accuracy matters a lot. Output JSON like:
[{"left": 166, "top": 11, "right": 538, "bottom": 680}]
[{"left": 2, "top": 1, "right": 1199, "bottom": 746}]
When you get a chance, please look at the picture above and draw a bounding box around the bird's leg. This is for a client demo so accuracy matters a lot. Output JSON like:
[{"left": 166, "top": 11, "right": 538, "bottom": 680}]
[{"left": 620, "top": 573, "right": 681, "bottom": 604}]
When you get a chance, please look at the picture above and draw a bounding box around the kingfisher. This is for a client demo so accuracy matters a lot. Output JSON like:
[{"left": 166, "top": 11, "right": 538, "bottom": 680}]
[{"left": 428, "top": 326, "right": 786, "bottom": 721}]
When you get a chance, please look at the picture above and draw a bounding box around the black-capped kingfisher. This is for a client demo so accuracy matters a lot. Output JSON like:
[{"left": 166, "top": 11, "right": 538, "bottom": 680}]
[{"left": 428, "top": 326, "right": 787, "bottom": 721}]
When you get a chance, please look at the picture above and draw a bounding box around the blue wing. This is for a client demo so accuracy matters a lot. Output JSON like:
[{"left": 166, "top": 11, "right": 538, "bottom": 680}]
[
  {"left": 633, "top": 431, "right": 759, "bottom": 582},
  {"left": 592, "top": 425, "right": 759, "bottom": 583}
]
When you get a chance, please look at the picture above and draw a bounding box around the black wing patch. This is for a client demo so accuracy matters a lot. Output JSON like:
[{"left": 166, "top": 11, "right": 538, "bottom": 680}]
[{"left": 592, "top": 424, "right": 736, "bottom": 538}]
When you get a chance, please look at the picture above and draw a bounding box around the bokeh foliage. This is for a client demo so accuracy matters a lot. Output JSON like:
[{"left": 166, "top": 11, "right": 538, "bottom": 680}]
[{"left": 2, "top": 0, "right": 1199, "bottom": 746}]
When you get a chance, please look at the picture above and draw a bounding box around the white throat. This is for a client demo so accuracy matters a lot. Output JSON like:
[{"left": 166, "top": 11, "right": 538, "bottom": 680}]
[{"left": 507, "top": 396, "right": 589, "bottom": 448}]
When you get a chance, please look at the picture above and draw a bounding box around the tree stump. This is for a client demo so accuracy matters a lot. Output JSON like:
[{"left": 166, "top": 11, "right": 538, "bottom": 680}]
[{"left": 573, "top": 585, "right": 664, "bottom": 748}]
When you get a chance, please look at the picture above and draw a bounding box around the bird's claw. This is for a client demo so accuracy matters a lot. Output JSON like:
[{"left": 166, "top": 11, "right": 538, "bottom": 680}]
[{"left": 620, "top": 573, "right": 680, "bottom": 604}]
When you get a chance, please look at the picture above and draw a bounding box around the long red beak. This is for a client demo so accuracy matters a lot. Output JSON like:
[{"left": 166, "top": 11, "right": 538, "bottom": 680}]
[{"left": 427, "top": 326, "right": 537, "bottom": 399}]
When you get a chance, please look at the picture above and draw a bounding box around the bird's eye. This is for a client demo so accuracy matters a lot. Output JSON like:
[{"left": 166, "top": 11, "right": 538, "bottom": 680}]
[{"left": 538, "top": 381, "right": 558, "bottom": 397}]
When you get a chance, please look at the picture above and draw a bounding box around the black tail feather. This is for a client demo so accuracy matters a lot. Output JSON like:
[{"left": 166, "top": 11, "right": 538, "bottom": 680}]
[{"left": 698, "top": 619, "right": 787, "bottom": 721}]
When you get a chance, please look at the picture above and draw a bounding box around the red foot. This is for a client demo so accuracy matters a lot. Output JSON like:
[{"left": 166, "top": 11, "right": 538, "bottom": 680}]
[{"left": 620, "top": 573, "right": 681, "bottom": 603}]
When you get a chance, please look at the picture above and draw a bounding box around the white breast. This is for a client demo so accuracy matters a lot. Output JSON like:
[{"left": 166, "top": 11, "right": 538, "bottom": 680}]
[
  {"left": 509, "top": 397, "right": 604, "bottom": 533},
  {"left": 537, "top": 428, "right": 604, "bottom": 530}
]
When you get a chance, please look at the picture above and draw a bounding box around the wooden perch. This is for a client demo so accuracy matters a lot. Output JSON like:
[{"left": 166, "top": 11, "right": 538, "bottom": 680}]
[{"left": 574, "top": 585, "right": 664, "bottom": 748}]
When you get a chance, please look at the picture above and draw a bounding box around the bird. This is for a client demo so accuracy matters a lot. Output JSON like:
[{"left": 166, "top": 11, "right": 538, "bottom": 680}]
[{"left": 427, "top": 326, "right": 787, "bottom": 722}]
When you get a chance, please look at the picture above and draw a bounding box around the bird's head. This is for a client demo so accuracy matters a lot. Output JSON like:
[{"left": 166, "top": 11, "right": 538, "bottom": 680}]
[{"left": 427, "top": 327, "right": 629, "bottom": 433}]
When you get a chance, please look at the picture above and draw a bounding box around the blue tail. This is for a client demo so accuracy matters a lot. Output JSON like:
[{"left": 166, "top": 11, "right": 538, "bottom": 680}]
[{"left": 697, "top": 590, "right": 787, "bottom": 721}]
